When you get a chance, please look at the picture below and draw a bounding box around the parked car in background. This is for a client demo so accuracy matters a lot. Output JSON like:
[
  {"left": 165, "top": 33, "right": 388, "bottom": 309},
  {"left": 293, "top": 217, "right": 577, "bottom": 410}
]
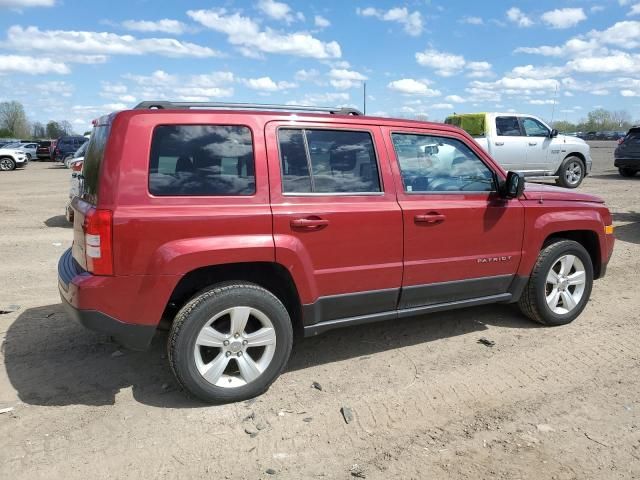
[
  {"left": 52, "top": 136, "right": 87, "bottom": 162},
  {"left": 36, "top": 140, "right": 53, "bottom": 160},
  {"left": 5, "top": 142, "right": 38, "bottom": 160},
  {"left": 0, "top": 144, "right": 29, "bottom": 171},
  {"left": 65, "top": 146, "right": 87, "bottom": 222},
  {"left": 445, "top": 112, "right": 592, "bottom": 188},
  {"left": 58, "top": 101, "right": 615, "bottom": 403},
  {"left": 64, "top": 140, "right": 87, "bottom": 168},
  {"left": 614, "top": 127, "right": 640, "bottom": 177}
]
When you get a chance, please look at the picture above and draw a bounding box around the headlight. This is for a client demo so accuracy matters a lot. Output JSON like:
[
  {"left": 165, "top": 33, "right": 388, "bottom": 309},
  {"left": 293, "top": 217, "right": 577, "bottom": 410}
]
[{"left": 14, "top": 151, "right": 22, "bottom": 155}]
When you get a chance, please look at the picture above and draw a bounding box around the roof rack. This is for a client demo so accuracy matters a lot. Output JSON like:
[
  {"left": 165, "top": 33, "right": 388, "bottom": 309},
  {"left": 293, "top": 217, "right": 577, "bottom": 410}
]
[{"left": 133, "top": 101, "right": 362, "bottom": 116}]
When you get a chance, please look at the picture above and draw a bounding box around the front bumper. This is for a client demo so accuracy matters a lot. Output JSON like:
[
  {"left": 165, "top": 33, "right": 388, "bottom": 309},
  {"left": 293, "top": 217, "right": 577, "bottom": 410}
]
[{"left": 57, "top": 248, "right": 156, "bottom": 350}]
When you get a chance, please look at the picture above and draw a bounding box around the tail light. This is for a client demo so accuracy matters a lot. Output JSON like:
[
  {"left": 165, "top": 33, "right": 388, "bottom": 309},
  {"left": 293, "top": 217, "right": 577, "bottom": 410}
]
[
  {"left": 618, "top": 138, "right": 624, "bottom": 145},
  {"left": 83, "top": 208, "right": 113, "bottom": 275},
  {"left": 72, "top": 161, "right": 83, "bottom": 172}
]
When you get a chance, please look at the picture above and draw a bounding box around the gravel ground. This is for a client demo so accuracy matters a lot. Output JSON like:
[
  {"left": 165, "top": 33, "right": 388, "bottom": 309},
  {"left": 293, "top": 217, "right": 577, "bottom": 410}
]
[{"left": 0, "top": 142, "right": 639, "bottom": 479}]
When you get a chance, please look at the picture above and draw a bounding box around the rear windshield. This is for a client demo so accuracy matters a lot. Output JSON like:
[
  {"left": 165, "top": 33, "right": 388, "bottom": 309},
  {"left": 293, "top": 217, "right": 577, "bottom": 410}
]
[
  {"left": 39, "top": 141, "right": 51, "bottom": 147},
  {"left": 82, "top": 126, "right": 110, "bottom": 204},
  {"left": 624, "top": 130, "right": 640, "bottom": 143}
]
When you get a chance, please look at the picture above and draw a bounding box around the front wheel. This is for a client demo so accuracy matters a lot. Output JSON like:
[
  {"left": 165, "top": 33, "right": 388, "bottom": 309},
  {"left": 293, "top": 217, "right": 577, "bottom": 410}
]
[
  {"left": 26, "top": 153, "right": 32, "bottom": 161},
  {"left": 518, "top": 240, "right": 593, "bottom": 326},
  {"left": 619, "top": 167, "right": 637, "bottom": 177},
  {"left": 0, "top": 157, "right": 16, "bottom": 171},
  {"left": 556, "top": 156, "right": 585, "bottom": 188},
  {"left": 168, "top": 283, "right": 293, "bottom": 403}
]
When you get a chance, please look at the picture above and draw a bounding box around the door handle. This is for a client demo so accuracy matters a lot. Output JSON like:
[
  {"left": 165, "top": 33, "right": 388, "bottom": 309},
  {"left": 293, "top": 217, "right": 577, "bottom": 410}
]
[
  {"left": 528, "top": 142, "right": 537, "bottom": 146},
  {"left": 290, "top": 217, "right": 329, "bottom": 230},
  {"left": 495, "top": 142, "right": 504, "bottom": 146},
  {"left": 415, "top": 213, "right": 446, "bottom": 224}
]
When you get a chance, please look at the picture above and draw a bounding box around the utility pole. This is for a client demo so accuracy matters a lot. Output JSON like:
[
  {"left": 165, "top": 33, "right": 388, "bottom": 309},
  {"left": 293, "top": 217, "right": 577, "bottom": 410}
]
[{"left": 363, "top": 82, "right": 367, "bottom": 115}]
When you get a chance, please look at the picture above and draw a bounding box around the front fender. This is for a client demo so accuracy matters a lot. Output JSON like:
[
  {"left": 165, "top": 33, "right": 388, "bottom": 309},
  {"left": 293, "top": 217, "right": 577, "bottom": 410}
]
[
  {"left": 518, "top": 204, "right": 607, "bottom": 276},
  {"left": 153, "top": 235, "right": 275, "bottom": 275}
]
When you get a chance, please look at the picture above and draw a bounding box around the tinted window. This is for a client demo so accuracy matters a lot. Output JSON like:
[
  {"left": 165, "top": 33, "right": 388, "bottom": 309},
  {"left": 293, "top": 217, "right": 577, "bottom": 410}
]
[
  {"left": 496, "top": 116, "right": 522, "bottom": 136},
  {"left": 149, "top": 125, "right": 255, "bottom": 196},
  {"left": 392, "top": 133, "right": 495, "bottom": 193},
  {"left": 279, "top": 128, "right": 380, "bottom": 194},
  {"left": 82, "top": 125, "right": 111, "bottom": 204},
  {"left": 521, "top": 117, "right": 549, "bottom": 137},
  {"left": 624, "top": 130, "right": 640, "bottom": 144}
]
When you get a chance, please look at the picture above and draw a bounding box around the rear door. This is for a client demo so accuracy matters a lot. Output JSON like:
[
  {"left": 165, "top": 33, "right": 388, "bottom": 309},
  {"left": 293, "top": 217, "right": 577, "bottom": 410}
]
[
  {"left": 491, "top": 116, "right": 528, "bottom": 171},
  {"left": 382, "top": 126, "right": 524, "bottom": 308},
  {"left": 266, "top": 121, "right": 403, "bottom": 325}
]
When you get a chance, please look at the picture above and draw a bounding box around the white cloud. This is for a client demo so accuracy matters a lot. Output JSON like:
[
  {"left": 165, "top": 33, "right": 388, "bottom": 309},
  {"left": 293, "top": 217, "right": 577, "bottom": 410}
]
[
  {"left": 630, "top": 3, "right": 640, "bottom": 15},
  {"left": 121, "top": 19, "right": 188, "bottom": 35},
  {"left": 415, "top": 48, "right": 466, "bottom": 76},
  {"left": 466, "top": 61, "right": 493, "bottom": 78},
  {"left": 567, "top": 52, "right": 640, "bottom": 73},
  {"left": 529, "top": 99, "right": 556, "bottom": 105},
  {"left": 294, "top": 69, "right": 319, "bottom": 81},
  {"left": 387, "top": 78, "right": 441, "bottom": 96},
  {"left": 621, "top": 89, "right": 640, "bottom": 96},
  {"left": 510, "top": 64, "right": 566, "bottom": 79},
  {"left": 507, "top": 7, "right": 533, "bottom": 27},
  {"left": 445, "top": 95, "right": 465, "bottom": 103},
  {"left": 357, "top": 7, "right": 423, "bottom": 36},
  {"left": 591, "top": 6, "right": 605, "bottom": 13},
  {"left": 187, "top": 8, "right": 341, "bottom": 59},
  {"left": 314, "top": 15, "right": 330, "bottom": 28},
  {"left": 35, "top": 80, "right": 74, "bottom": 96},
  {"left": 328, "top": 68, "right": 367, "bottom": 89},
  {"left": 121, "top": 70, "right": 235, "bottom": 101},
  {"left": 242, "top": 76, "right": 297, "bottom": 92},
  {"left": 0, "top": 54, "right": 69, "bottom": 74},
  {"left": 0, "top": 0, "right": 54, "bottom": 7},
  {"left": 258, "top": 0, "right": 297, "bottom": 23},
  {"left": 430, "top": 103, "right": 454, "bottom": 109},
  {"left": 4, "top": 25, "right": 219, "bottom": 58},
  {"left": 287, "top": 92, "right": 350, "bottom": 105},
  {"left": 541, "top": 8, "right": 586, "bottom": 29},
  {"left": 461, "top": 16, "right": 483, "bottom": 25}
]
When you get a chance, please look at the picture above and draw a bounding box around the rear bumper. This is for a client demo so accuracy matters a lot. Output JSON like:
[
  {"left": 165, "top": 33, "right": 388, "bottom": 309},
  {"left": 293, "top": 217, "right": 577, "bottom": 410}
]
[
  {"left": 57, "top": 248, "right": 156, "bottom": 350},
  {"left": 614, "top": 157, "right": 640, "bottom": 169}
]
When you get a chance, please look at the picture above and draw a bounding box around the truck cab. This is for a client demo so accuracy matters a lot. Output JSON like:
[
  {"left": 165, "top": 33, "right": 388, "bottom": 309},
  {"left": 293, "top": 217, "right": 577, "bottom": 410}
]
[{"left": 445, "top": 112, "right": 592, "bottom": 188}]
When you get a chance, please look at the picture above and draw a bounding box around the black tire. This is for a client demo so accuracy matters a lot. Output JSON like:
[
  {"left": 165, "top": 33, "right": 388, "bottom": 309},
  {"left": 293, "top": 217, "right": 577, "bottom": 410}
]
[
  {"left": 555, "top": 156, "right": 585, "bottom": 188},
  {"left": 168, "top": 282, "right": 293, "bottom": 403},
  {"left": 518, "top": 240, "right": 593, "bottom": 326},
  {"left": 619, "top": 167, "right": 637, "bottom": 177},
  {"left": 0, "top": 157, "right": 16, "bottom": 171}
]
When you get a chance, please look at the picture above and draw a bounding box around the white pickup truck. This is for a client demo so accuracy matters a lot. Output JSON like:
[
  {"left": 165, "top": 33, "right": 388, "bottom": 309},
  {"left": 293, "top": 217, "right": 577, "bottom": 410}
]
[{"left": 445, "top": 112, "right": 592, "bottom": 188}]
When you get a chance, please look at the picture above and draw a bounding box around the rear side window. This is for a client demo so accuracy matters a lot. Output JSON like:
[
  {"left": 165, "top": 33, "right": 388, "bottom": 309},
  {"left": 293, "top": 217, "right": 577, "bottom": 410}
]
[
  {"left": 149, "top": 125, "right": 255, "bottom": 196},
  {"left": 82, "top": 126, "right": 111, "bottom": 204},
  {"left": 496, "top": 116, "right": 522, "bottom": 136},
  {"left": 278, "top": 128, "right": 381, "bottom": 194}
]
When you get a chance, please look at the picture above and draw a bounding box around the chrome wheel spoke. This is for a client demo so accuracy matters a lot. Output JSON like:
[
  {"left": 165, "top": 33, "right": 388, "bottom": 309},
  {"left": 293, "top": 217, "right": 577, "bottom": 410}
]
[
  {"left": 547, "top": 269, "right": 560, "bottom": 285},
  {"left": 201, "top": 353, "right": 230, "bottom": 384},
  {"left": 237, "top": 354, "right": 262, "bottom": 383},
  {"left": 230, "top": 306, "right": 251, "bottom": 335},
  {"left": 546, "top": 288, "right": 561, "bottom": 309},
  {"left": 245, "top": 327, "right": 276, "bottom": 347},
  {"left": 196, "top": 326, "right": 226, "bottom": 347},
  {"left": 559, "top": 255, "right": 575, "bottom": 275},
  {"left": 567, "top": 270, "right": 586, "bottom": 286},
  {"left": 561, "top": 291, "right": 577, "bottom": 311}
]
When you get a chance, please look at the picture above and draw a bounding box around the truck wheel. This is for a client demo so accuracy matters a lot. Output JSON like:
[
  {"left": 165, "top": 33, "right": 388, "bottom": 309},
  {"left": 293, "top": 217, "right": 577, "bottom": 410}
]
[
  {"left": 0, "top": 157, "right": 16, "bottom": 171},
  {"left": 619, "top": 167, "right": 637, "bottom": 177},
  {"left": 555, "top": 156, "right": 584, "bottom": 188},
  {"left": 518, "top": 240, "right": 593, "bottom": 326},
  {"left": 168, "top": 283, "right": 293, "bottom": 403}
]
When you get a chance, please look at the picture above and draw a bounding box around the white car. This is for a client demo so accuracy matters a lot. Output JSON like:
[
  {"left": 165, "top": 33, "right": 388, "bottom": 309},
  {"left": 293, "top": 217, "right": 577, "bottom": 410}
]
[
  {"left": 445, "top": 112, "right": 592, "bottom": 188},
  {"left": 4, "top": 142, "right": 38, "bottom": 161},
  {"left": 0, "top": 146, "right": 28, "bottom": 171},
  {"left": 65, "top": 153, "right": 85, "bottom": 222}
]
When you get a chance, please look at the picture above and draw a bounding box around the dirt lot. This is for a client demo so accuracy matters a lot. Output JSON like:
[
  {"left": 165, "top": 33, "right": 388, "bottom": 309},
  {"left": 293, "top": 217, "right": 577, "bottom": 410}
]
[{"left": 0, "top": 142, "right": 639, "bottom": 479}]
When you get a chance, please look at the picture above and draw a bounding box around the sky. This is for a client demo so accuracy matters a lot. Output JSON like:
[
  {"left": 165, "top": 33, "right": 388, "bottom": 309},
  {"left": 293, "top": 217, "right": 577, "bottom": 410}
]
[{"left": 1, "top": 0, "right": 640, "bottom": 131}]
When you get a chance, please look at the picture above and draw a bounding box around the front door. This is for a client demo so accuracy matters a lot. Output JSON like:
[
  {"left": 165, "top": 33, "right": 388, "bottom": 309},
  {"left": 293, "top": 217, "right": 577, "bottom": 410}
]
[
  {"left": 382, "top": 127, "right": 525, "bottom": 309},
  {"left": 520, "top": 116, "right": 557, "bottom": 172},
  {"left": 266, "top": 122, "right": 403, "bottom": 325}
]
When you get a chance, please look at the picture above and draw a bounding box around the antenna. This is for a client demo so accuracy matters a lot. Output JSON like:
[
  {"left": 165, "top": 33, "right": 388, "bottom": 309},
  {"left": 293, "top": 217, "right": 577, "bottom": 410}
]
[
  {"left": 550, "top": 81, "right": 559, "bottom": 127},
  {"left": 363, "top": 82, "right": 367, "bottom": 115}
]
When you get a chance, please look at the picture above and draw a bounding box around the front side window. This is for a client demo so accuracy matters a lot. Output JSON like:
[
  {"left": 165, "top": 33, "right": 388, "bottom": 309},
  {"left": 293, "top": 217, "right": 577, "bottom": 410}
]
[
  {"left": 279, "top": 128, "right": 381, "bottom": 194},
  {"left": 521, "top": 117, "right": 549, "bottom": 137},
  {"left": 391, "top": 133, "right": 495, "bottom": 193},
  {"left": 149, "top": 125, "right": 255, "bottom": 196},
  {"left": 496, "top": 116, "right": 522, "bottom": 137}
]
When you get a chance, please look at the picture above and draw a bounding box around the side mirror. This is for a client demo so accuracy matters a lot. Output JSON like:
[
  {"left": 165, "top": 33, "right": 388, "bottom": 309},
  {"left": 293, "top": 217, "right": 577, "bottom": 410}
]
[
  {"left": 550, "top": 129, "right": 558, "bottom": 138},
  {"left": 502, "top": 171, "right": 525, "bottom": 199}
]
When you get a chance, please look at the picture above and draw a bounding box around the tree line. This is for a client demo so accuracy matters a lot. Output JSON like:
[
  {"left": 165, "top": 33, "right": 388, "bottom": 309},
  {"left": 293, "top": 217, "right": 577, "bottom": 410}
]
[
  {"left": 551, "top": 109, "right": 636, "bottom": 133},
  {"left": 0, "top": 100, "right": 76, "bottom": 140}
]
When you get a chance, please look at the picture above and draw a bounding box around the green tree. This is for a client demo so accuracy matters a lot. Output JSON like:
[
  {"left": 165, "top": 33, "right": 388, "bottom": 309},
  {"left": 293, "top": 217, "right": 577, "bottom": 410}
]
[
  {"left": 46, "top": 120, "right": 62, "bottom": 138},
  {"left": 0, "top": 101, "right": 29, "bottom": 138}
]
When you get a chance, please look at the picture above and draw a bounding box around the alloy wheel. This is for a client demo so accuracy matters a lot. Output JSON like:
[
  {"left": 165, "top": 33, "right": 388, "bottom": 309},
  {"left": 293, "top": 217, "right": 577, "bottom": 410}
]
[
  {"left": 0, "top": 158, "right": 14, "bottom": 171},
  {"left": 545, "top": 254, "right": 586, "bottom": 315},
  {"left": 564, "top": 161, "right": 583, "bottom": 186}
]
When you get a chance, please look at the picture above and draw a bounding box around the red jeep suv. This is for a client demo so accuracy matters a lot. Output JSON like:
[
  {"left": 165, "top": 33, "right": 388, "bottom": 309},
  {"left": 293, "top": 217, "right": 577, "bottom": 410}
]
[{"left": 58, "top": 102, "right": 615, "bottom": 403}]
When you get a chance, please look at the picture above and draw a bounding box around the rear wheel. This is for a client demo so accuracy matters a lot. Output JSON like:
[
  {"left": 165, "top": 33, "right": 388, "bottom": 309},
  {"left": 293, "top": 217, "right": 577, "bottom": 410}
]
[
  {"left": 555, "top": 156, "right": 585, "bottom": 188},
  {"left": 0, "top": 157, "right": 16, "bottom": 171},
  {"left": 518, "top": 240, "right": 593, "bottom": 326},
  {"left": 168, "top": 283, "right": 293, "bottom": 403},
  {"left": 619, "top": 167, "right": 637, "bottom": 177}
]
